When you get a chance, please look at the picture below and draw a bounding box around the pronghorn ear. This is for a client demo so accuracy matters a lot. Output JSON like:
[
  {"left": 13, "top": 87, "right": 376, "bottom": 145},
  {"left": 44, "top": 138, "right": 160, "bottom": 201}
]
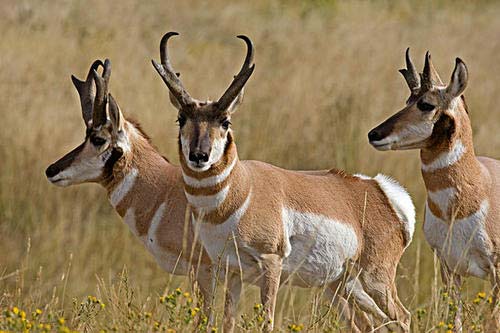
[
  {"left": 226, "top": 88, "right": 245, "bottom": 114},
  {"left": 168, "top": 72, "right": 183, "bottom": 110},
  {"left": 108, "top": 94, "right": 125, "bottom": 134},
  {"left": 71, "top": 75, "right": 93, "bottom": 127},
  {"left": 446, "top": 58, "right": 468, "bottom": 99}
]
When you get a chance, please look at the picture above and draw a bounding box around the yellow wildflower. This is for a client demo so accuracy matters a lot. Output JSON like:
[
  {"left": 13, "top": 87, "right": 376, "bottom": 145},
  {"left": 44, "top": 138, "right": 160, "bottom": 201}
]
[
  {"left": 159, "top": 296, "right": 166, "bottom": 304},
  {"left": 437, "top": 321, "right": 445, "bottom": 328},
  {"left": 488, "top": 296, "right": 493, "bottom": 304},
  {"left": 253, "top": 303, "right": 262, "bottom": 311},
  {"left": 183, "top": 292, "right": 190, "bottom": 298},
  {"left": 175, "top": 288, "right": 182, "bottom": 295},
  {"left": 477, "top": 292, "right": 486, "bottom": 299},
  {"left": 12, "top": 307, "right": 19, "bottom": 315},
  {"left": 473, "top": 297, "right": 481, "bottom": 304},
  {"left": 35, "top": 309, "right": 42, "bottom": 315},
  {"left": 100, "top": 302, "right": 106, "bottom": 309},
  {"left": 288, "top": 323, "right": 304, "bottom": 332},
  {"left": 58, "top": 317, "right": 65, "bottom": 325},
  {"left": 447, "top": 323, "right": 454, "bottom": 329},
  {"left": 144, "top": 312, "right": 152, "bottom": 318},
  {"left": 189, "top": 307, "right": 200, "bottom": 317}
]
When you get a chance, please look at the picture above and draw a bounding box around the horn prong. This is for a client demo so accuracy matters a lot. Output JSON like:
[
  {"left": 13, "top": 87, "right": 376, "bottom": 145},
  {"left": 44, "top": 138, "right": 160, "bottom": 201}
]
[
  {"left": 152, "top": 32, "right": 195, "bottom": 108},
  {"left": 217, "top": 35, "right": 255, "bottom": 111}
]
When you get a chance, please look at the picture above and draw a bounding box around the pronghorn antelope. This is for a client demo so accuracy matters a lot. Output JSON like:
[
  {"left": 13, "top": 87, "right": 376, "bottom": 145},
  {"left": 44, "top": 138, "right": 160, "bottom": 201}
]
[
  {"left": 369, "top": 50, "right": 500, "bottom": 330},
  {"left": 152, "top": 32, "right": 416, "bottom": 332},
  {"left": 45, "top": 60, "right": 214, "bottom": 310}
]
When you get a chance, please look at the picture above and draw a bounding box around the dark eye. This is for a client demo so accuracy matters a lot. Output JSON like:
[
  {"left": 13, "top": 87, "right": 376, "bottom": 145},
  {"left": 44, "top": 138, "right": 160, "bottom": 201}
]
[
  {"left": 417, "top": 100, "right": 435, "bottom": 112},
  {"left": 221, "top": 118, "right": 231, "bottom": 130},
  {"left": 90, "top": 136, "right": 106, "bottom": 146},
  {"left": 177, "top": 114, "right": 186, "bottom": 127}
]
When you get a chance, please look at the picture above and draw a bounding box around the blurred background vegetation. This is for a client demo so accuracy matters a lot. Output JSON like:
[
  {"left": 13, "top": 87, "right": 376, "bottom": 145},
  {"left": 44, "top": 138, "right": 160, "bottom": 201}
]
[{"left": 1, "top": 0, "right": 499, "bottom": 330}]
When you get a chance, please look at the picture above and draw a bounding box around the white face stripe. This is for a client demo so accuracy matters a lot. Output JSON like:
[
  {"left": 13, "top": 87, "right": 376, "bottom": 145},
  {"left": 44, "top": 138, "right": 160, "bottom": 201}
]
[
  {"left": 208, "top": 136, "right": 226, "bottom": 167},
  {"left": 110, "top": 168, "right": 139, "bottom": 207},
  {"left": 148, "top": 203, "right": 166, "bottom": 244},
  {"left": 427, "top": 187, "right": 457, "bottom": 219},
  {"left": 185, "top": 185, "right": 230, "bottom": 212},
  {"left": 180, "top": 133, "right": 228, "bottom": 172},
  {"left": 422, "top": 140, "right": 466, "bottom": 172},
  {"left": 370, "top": 123, "right": 434, "bottom": 150},
  {"left": 183, "top": 156, "right": 237, "bottom": 188}
]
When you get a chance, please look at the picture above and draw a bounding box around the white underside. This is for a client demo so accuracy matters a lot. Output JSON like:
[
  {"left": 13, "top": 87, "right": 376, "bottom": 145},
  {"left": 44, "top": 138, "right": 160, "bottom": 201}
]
[
  {"left": 281, "top": 208, "right": 359, "bottom": 286},
  {"left": 424, "top": 200, "right": 492, "bottom": 279},
  {"left": 194, "top": 197, "right": 359, "bottom": 287}
]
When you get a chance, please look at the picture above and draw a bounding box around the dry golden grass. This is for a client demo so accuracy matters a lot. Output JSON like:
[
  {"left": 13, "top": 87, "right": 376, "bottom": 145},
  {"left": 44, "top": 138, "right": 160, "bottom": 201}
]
[{"left": 1, "top": 0, "right": 500, "bottom": 331}]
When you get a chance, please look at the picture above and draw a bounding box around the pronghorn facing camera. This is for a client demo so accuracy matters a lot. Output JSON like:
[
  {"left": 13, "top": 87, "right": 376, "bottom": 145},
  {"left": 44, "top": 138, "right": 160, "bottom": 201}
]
[
  {"left": 153, "top": 32, "right": 416, "bottom": 333},
  {"left": 45, "top": 60, "right": 213, "bottom": 311},
  {"left": 369, "top": 50, "right": 500, "bottom": 331}
]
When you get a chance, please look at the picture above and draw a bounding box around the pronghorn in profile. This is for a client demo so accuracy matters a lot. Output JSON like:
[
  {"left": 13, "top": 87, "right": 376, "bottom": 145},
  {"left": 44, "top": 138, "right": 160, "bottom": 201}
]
[
  {"left": 45, "top": 60, "right": 213, "bottom": 310},
  {"left": 152, "top": 32, "right": 416, "bottom": 332},
  {"left": 369, "top": 50, "right": 500, "bottom": 330}
]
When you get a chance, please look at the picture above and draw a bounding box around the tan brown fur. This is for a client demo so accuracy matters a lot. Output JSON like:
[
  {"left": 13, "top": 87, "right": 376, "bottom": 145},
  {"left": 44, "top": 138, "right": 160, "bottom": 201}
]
[
  {"left": 152, "top": 33, "right": 413, "bottom": 332},
  {"left": 46, "top": 61, "right": 214, "bottom": 319},
  {"left": 369, "top": 51, "right": 500, "bottom": 331}
]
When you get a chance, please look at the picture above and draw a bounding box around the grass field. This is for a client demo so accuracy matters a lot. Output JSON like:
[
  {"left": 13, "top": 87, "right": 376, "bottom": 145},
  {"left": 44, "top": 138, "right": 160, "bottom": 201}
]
[{"left": 1, "top": 0, "right": 500, "bottom": 331}]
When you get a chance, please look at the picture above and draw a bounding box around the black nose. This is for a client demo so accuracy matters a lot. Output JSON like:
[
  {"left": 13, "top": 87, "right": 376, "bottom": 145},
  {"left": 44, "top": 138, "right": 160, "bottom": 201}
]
[
  {"left": 189, "top": 151, "right": 209, "bottom": 164},
  {"left": 45, "top": 164, "right": 60, "bottom": 178},
  {"left": 368, "top": 129, "right": 384, "bottom": 142}
]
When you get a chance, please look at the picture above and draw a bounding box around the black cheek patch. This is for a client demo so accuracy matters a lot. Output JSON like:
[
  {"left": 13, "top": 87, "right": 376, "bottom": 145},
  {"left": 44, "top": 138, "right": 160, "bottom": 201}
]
[
  {"left": 102, "top": 147, "right": 124, "bottom": 179},
  {"left": 431, "top": 113, "right": 456, "bottom": 144}
]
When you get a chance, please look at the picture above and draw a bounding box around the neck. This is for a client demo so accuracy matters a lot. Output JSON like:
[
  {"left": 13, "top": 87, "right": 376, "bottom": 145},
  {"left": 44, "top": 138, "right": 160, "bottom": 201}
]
[
  {"left": 105, "top": 123, "right": 176, "bottom": 237},
  {"left": 180, "top": 132, "right": 251, "bottom": 224},
  {"left": 420, "top": 101, "right": 487, "bottom": 220}
]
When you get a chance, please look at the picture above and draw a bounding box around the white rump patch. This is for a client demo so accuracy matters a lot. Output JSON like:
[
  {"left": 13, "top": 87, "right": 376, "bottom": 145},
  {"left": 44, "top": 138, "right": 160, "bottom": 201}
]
[
  {"left": 281, "top": 208, "right": 359, "bottom": 286},
  {"left": 183, "top": 157, "right": 237, "bottom": 188},
  {"left": 110, "top": 168, "right": 138, "bottom": 207},
  {"left": 353, "top": 173, "right": 372, "bottom": 180},
  {"left": 185, "top": 185, "right": 230, "bottom": 212},
  {"left": 421, "top": 140, "right": 466, "bottom": 172},
  {"left": 374, "top": 174, "right": 416, "bottom": 246},
  {"left": 424, "top": 200, "right": 492, "bottom": 279}
]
